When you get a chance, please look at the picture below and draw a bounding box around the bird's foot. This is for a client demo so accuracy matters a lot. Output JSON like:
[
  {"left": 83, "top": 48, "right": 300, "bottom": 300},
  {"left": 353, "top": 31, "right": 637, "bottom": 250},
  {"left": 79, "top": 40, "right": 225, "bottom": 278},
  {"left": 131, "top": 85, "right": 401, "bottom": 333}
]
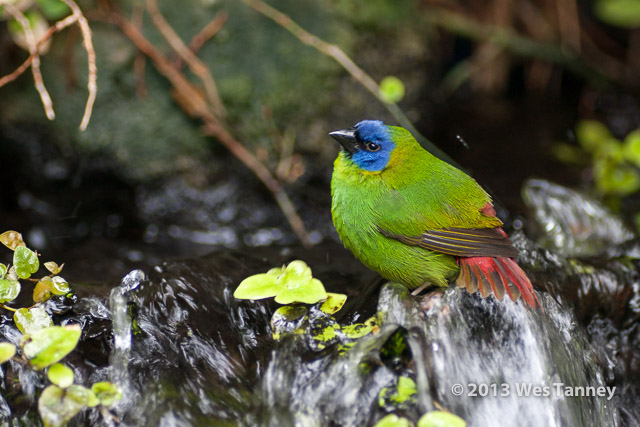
[{"left": 411, "top": 283, "right": 429, "bottom": 296}]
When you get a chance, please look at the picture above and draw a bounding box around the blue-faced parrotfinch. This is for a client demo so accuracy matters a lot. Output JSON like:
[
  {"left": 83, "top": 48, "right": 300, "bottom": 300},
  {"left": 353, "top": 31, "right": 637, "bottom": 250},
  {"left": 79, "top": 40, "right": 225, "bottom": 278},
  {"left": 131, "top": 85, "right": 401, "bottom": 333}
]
[{"left": 329, "top": 120, "right": 539, "bottom": 308}]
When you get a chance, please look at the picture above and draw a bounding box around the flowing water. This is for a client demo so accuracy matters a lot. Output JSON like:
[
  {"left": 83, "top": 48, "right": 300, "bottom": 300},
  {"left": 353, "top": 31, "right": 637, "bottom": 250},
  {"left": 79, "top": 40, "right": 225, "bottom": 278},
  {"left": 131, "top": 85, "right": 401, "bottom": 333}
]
[{"left": 0, "top": 179, "right": 638, "bottom": 426}]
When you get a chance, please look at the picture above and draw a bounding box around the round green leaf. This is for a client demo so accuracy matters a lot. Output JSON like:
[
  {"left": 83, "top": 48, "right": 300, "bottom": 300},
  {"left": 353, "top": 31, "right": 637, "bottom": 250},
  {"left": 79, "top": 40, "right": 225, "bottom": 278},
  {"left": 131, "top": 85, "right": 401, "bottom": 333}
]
[
  {"left": 91, "top": 382, "right": 122, "bottom": 407},
  {"left": 417, "top": 411, "right": 466, "bottom": 427},
  {"left": 594, "top": 0, "right": 640, "bottom": 28},
  {"left": 594, "top": 161, "right": 640, "bottom": 196},
  {"left": 86, "top": 389, "right": 100, "bottom": 408},
  {"left": 234, "top": 273, "right": 282, "bottom": 300},
  {"left": 623, "top": 130, "right": 640, "bottom": 167},
  {"left": 319, "top": 292, "right": 347, "bottom": 315},
  {"left": 379, "top": 76, "right": 406, "bottom": 103},
  {"left": 0, "top": 342, "right": 16, "bottom": 363},
  {"left": 0, "top": 231, "right": 25, "bottom": 250},
  {"left": 38, "top": 384, "right": 88, "bottom": 427},
  {"left": 275, "top": 278, "right": 327, "bottom": 305},
  {"left": 0, "top": 264, "right": 7, "bottom": 279},
  {"left": 576, "top": 120, "right": 613, "bottom": 153},
  {"left": 14, "top": 306, "right": 53, "bottom": 335},
  {"left": 48, "top": 363, "right": 74, "bottom": 388},
  {"left": 0, "top": 278, "right": 20, "bottom": 304},
  {"left": 234, "top": 261, "right": 327, "bottom": 304},
  {"left": 23, "top": 325, "right": 82, "bottom": 369},
  {"left": 374, "top": 414, "right": 413, "bottom": 427},
  {"left": 50, "top": 276, "right": 71, "bottom": 296},
  {"left": 13, "top": 246, "right": 39, "bottom": 279}
]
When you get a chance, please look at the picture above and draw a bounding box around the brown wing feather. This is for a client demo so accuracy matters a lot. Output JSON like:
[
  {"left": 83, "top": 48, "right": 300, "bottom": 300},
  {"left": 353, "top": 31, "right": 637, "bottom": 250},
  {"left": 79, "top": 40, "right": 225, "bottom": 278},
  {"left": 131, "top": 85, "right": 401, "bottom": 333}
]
[{"left": 377, "top": 226, "right": 519, "bottom": 258}]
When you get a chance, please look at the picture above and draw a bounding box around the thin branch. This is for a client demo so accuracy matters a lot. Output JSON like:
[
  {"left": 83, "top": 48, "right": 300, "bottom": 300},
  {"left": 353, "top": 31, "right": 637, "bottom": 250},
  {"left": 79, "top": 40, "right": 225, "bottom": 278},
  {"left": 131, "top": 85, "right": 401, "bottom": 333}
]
[
  {"left": 132, "top": 5, "right": 148, "bottom": 98},
  {"left": 60, "top": 0, "right": 97, "bottom": 131},
  {"left": 189, "top": 11, "right": 227, "bottom": 54},
  {"left": 113, "top": 12, "right": 311, "bottom": 247},
  {"left": 1, "top": 0, "right": 55, "bottom": 120},
  {"left": 424, "top": 7, "right": 606, "bottom": 85},
  {"left": 0, "top": 15, "right": 77, "bottom": 88},
  {"left": 240, "top": 0, "right": 453, "bottom": 164},
  {"left": 146, "top": 0, "right": 225, "bottom": 118}
]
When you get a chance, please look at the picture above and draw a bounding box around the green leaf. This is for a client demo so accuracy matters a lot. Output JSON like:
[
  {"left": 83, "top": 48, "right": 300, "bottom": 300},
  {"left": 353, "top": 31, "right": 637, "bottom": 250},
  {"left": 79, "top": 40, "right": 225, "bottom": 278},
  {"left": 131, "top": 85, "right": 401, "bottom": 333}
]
[
  {"left": 378, "top": 376, "right": 417, "bottom": 410},
  {"left": 576, "top": 120, "right": 613, "bottom": 153},
  {"left": 417, "top": 411, "right": 466, "bottom": 427},
  {"left": 38, "top": 384, "right": 89, "bottom": 427},
  {"left": 379, "top": 76, "right": 406, "bottom": 103},
  {"left": 594, "top": 0, "right": 640, "bottom": 28},
  {"left": 0, "top": 230, "right": 25, "bottom": 250},
  {"left": 374, "top": 414, "right": 413, "bottom": 427},
  {"left": 235, "top": 260, "right": 328, "bottom": 305},
  {"left": 0, "top": 264, "right": 7, "bottom": 279},
  {"left": 0, "top": 342, "right": 16, "bottom": 363},
  {"left": 91, "top": 382, "right": 122, "bottom": 407},
  {"left": 0, "top": 278, "right": 20, "bottom": 303},
  {"left": 275, "top": 278, "right": 327, "bottom": 304},
  {"left": 14, "top": 306, "right": 53, "bottom": 335},
  {"left": 623, "top": 130, "right": 640, "bottom": 167},
  {"left": 48, "top": 363, "right": 74, "bottom": 388},
  {"left": 319, "top": 293, "right": 347, "bottom": 315},
  {"left": 50, "top": 276, "right": 71, "bottom": 296},
  {"left": 86, "top": 389, "right": 100, "bottom": 408},
  {"left": 34, "top": 278, "right": 53, "bottom": 303},
  {"left": 13, "top": 246, "right": 39, "bottom": 279},
  {"left": 233, "top": 273, "right": 282, "bottom": 300},
  {"left": 23, "top": 325, "right": 82, "bottom": 369},
  {"left": 35, "top": 0, "right": 71, "bottom": 20},
  {"left": 594, "top": 160, "right": 640, "bottom": 196}
]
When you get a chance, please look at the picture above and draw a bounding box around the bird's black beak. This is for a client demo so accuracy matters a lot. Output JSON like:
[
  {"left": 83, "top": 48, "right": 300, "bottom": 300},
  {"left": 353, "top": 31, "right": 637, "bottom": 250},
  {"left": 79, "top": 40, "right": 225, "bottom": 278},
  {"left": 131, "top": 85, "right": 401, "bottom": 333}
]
[{"left": 329, "top": 128, "right": 358, "bottom": 154}]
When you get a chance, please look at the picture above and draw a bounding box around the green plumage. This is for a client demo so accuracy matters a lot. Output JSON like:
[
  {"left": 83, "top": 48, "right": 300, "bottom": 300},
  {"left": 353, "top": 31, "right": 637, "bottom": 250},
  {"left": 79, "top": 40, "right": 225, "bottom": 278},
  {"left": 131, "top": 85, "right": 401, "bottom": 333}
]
[{"left": 330, "top": 124, "right": 502, "bottom": 289}]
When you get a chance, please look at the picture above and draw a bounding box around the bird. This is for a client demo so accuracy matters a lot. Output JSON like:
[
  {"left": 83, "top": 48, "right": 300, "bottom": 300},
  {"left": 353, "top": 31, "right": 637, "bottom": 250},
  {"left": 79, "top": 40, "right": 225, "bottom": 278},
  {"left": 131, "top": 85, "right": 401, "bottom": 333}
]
[{"left": 329, "top": 119, "right": 540, "bottom": 309}]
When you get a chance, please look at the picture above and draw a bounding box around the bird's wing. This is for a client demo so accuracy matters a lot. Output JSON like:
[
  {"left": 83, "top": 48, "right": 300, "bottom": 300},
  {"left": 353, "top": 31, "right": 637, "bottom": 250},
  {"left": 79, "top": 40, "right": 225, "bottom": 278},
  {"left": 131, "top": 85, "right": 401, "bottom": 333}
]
[
  {"left": 377, "top": 226, "right": 519, "bottom": 258},
  {"left": 374, "top": 164, "right": 518, "bottom": 258}
]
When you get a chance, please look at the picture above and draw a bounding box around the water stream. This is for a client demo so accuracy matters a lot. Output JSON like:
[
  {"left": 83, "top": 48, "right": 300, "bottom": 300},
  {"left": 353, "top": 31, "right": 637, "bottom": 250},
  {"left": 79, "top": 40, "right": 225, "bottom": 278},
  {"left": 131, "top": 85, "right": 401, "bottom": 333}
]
[{"left": 0, "top": 179, "right": 637, "bottom": 426}]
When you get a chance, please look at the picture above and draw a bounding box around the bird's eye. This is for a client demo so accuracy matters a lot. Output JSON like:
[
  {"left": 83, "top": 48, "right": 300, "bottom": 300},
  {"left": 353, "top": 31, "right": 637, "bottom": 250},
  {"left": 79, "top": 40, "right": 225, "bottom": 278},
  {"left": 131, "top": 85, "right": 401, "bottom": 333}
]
[{"left": 366, "top": 142, "right": 380, "bottom": 152}]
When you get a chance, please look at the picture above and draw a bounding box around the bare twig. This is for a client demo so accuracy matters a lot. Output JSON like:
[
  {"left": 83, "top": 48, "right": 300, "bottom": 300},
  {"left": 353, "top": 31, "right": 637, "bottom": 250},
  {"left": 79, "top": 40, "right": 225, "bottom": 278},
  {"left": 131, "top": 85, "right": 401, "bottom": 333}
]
[
  {"left": 0, "top": 1, "right": 96, "bottom": 130},
  {"left": 240, "top": 0, "right": 453, "bottom": 164},
  {"left": 424, "top": 7, "right": 606, "bottom": 85},
  {"left": 1, "top": 0, "right": 55, "bottom": 120},
  {"left": 0, "top": 15, "right": 77, "bottom": 88},
  {"left": 113, "top": 12, "right": 311, "bottom": 247},
  {"left": 132, "top": 5, "right": 148, "bottom": 98},
  {"left": 188, "top": 11, "right": 227, "bottom": 54},
  {"left": 60, "top": 0, "right": 97, "bottom": 131},
  {"left": 146, "top": 0, "right": 225, "bottom": 117}
]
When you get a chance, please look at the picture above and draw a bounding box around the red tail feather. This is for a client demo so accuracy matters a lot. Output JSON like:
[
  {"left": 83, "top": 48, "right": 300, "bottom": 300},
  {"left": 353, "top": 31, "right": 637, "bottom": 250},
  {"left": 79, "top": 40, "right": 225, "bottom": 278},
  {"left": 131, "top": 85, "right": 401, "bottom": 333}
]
[{"left": 455, "top": 256, "right": 540, "bottom": 309}]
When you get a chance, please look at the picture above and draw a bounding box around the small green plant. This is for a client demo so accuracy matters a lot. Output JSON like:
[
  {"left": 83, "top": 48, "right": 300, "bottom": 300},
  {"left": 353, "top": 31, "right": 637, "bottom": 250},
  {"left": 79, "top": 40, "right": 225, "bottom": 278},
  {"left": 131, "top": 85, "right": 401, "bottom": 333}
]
[
  {"left": 0, "top": 230, "right": 121, "bottom": 426},
  {"left": 373, "top": 411, "right": 467, "bottom": 427},
  {"left": 594, "top": 0, "right": 640, "bottom": 28},
  {"left": 379, "top": 76, "right": 406, "bottom": 104},
  {"left": 234, "top": 260, "right": 334, "bottom": 304},
  {"left": 234, "top": 260, "right": 379, "bottom": 346},
  {"left": 555, "top": 121, "right": 640, "bottom": 197}
]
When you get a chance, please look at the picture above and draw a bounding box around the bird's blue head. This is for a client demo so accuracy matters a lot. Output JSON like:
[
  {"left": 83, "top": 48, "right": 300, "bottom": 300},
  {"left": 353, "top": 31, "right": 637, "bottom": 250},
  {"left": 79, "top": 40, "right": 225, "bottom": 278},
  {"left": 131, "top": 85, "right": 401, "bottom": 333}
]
[{"left": 329, "top": 120, "right": 395, "bottom": 172}]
